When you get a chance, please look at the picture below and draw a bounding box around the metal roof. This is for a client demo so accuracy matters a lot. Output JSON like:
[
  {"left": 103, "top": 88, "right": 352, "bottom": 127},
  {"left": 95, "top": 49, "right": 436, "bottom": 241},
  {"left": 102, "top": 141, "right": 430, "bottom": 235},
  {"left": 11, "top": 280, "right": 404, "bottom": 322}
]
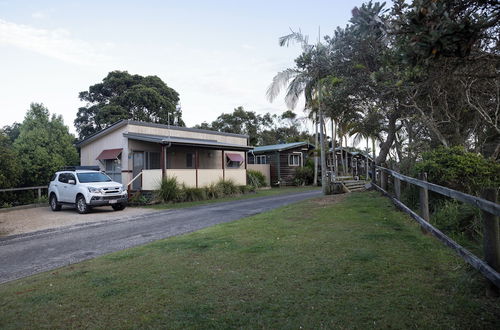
[
  {"left": 76, "top": 120, "right": 249, "bottom": 147},
  {"left": 123, "top": 132, "right": 253, "bottom": 151},
  {"left": 252, "top": 142, "right": 314, "bottom": 153}
]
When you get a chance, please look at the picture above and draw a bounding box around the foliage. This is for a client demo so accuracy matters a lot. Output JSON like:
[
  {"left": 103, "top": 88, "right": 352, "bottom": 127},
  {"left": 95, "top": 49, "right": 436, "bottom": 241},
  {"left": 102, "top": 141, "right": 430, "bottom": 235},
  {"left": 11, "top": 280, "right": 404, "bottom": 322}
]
[
  {"left": 215, "top": 179, "right": 239, "bottom": 196},
  {"left": 195, "top": 107, "right": 311, "bottom": 146},
  {"left": 246, "top": 169, "right": 267, "bottom": 188},
  {"left": 13, "top": 103, "right": 79, "bottom": 187},
  {"left": 293, "top": 167, "right": 314, "bottom": 186},
  {"left": 128, "top": 192, "right": 151, "bottom": 206},
  {"left": 0, "top": 132, "right": 21, "bottom": 188},
  {"left": 431, "top": 199, "right": 483, "bottom": 244},
  {"left": 413, "top": 146, "right": 500, "bottom": 195},
  {"left": 178, "top": 185, "right": 207, "bottom": 202},
  {"left": 205, "top": 183, "right": 223, "bottom": 200},
  {"left": 75, "top": 71, "right": 183, "bottom": 140},
  {"left": 157, "top": 177, "right": 180, "bottom": 202}
]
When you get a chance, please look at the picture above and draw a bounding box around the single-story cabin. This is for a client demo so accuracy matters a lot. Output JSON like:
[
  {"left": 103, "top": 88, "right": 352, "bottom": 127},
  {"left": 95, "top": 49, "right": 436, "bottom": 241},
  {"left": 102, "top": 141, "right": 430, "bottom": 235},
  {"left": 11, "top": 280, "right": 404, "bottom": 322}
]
[
  {"left": 76, "top": 120, "right": 253, "bottom": 190},
  {"left": 328, "top": 147, "right": 373, "bottom": 178},
  {"left": 247, "top": 142, "right": 314, "bottom": 186}
]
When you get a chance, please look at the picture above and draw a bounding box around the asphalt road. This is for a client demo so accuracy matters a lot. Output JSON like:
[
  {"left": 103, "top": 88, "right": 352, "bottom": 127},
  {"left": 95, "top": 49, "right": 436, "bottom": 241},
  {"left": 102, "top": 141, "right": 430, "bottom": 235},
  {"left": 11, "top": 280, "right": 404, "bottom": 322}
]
[{"left": 0, "top": 189, "right": 321, "bottom": 284}]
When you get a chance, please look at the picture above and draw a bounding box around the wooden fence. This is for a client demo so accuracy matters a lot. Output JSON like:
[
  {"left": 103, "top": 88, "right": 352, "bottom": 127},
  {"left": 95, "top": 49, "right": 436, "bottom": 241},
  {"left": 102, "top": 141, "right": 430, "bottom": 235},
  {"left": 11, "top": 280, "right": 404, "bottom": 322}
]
[{"left": 371, "top": 165, "right": 500, "bottom": 292}]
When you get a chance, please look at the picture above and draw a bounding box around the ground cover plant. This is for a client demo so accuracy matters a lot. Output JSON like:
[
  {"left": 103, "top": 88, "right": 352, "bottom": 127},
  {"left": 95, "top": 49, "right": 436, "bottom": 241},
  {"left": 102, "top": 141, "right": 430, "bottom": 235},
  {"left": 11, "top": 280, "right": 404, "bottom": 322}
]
[{"left": 0, "top": 191, "right": 498, "bottom": 328}]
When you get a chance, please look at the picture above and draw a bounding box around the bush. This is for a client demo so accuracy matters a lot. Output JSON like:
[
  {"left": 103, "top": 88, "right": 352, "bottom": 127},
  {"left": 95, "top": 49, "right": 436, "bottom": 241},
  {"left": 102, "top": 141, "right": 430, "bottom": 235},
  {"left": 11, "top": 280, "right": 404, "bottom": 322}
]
[
  {"left": 238, "top": 185, "right": 256, "bottom": 194},
  {"left": 180, "top": 185, "right": 207, "bottom": 202},
  {"left": 293, "top": 166, "right": 314, "bottom": 186},
  {"left": 205, "top": 183, "right": 223, "bottom": 199},
  {"left": 247, "top": 169, "right": 267, "bottom": 188},
  {"left": 432, "top": 199, "right": 483, "bottom": 243},
  {"left": 413, "top": 146, "right": 499, "bottom": 195},
  {"left": 128, "top": 191, "right": 149, "bottom": 206},
  {"left": 157, "top": 176, "right": 179, "bottom": 202},
  {"left": 216, "top": 179, "right": 239, "bottom": 196}
]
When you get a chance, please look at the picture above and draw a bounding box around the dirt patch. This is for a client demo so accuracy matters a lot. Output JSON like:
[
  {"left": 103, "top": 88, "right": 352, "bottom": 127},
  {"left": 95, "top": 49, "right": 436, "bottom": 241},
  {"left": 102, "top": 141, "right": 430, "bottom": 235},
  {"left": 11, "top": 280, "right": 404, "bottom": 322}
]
[
  {"left": 0, "top": 205, "right": 158, "bottom": 237},
  {"left": 310, "top": 193, "right": 349, "bottom": 206}
]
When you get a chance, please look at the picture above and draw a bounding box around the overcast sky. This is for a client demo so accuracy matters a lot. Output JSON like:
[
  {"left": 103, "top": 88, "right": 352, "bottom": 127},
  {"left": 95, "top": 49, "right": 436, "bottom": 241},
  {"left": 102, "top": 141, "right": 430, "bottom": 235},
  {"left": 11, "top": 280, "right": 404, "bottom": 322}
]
[{"left": 0, "top": 0, "right": 369, "bottom": 134}]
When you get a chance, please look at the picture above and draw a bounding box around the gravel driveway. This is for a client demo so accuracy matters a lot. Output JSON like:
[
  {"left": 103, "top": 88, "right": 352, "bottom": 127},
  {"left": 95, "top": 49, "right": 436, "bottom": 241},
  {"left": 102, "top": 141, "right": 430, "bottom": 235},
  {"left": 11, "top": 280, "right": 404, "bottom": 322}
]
[{"left": 0, "top": 205, "right": 157, "bottom": 237}]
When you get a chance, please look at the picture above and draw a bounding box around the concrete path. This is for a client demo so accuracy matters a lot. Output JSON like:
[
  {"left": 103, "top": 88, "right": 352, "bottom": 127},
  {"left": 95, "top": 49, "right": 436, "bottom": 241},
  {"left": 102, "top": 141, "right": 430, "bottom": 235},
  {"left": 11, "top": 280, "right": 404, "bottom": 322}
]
[{"left": 0, "top": 190, "right": 321, "bottom": 284}]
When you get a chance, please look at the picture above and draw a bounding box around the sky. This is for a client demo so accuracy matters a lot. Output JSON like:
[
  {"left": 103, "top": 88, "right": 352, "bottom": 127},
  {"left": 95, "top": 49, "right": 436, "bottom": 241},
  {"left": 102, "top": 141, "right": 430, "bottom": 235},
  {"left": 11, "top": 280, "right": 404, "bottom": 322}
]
[{"left": 0, "top": 0, "right": 370, "bottom": 135}]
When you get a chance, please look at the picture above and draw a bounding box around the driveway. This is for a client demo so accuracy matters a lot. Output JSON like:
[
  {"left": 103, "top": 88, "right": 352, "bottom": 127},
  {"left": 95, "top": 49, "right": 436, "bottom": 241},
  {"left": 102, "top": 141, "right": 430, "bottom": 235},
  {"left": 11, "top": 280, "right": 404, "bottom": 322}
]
[
  {"left": 0, "top": 205, "right": 157, "bottom": 237},
  {"left": 0, "top": 189, "right": 321, "bottom": 284}
]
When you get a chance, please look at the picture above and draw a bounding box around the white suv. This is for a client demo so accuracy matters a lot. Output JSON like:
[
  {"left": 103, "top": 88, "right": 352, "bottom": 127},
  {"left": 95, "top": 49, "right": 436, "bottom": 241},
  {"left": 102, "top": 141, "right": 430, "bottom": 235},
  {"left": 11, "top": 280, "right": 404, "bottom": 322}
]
[{"left": 48, "top": 167, "right": 128, "bottom": 214}]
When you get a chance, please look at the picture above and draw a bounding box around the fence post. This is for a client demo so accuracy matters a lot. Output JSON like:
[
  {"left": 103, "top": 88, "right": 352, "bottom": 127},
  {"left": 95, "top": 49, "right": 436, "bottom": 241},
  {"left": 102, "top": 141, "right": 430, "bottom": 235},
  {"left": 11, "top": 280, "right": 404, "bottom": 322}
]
[
  {"left": 482, "top": 188, "right": 500, "bottom": 297},
  {"left": 394, "top": 176, "right": 401, "bottom": 200},
  {"left": 419, "top": 172, "right": 430, "bottom": 234},
  {"left": 381, "top": 168, "right": 387, "bottom": 191},
  {"left": 38, "top": 188, "right": 41, "bottom": 200},
  {"left": 371, "top": 164, "right": 376, "bottom": 185}
]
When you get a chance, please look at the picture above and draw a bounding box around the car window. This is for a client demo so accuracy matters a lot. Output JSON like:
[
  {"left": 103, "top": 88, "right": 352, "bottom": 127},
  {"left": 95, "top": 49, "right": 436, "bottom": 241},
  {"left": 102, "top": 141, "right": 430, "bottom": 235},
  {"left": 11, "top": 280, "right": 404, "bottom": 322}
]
[
  {"left": 50, "top": 174, "right": 57, "bottom": 182},
  {"left": 58, "top": 173, "right": 67, "bottom": 183},
  {"left": 67, "top": 173, "right": 76, "bottom": 182},
  {"left": 77, "top": 172, "right": 112, "bottom": 183}
]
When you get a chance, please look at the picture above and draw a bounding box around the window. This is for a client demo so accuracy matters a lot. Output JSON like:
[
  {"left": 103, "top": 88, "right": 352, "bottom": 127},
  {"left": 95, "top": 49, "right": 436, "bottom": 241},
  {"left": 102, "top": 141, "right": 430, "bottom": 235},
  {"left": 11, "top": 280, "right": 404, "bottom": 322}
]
[
  {"left": 288, "top": 153, "right": 302, "bottom": 166},
  {"left": 77, "top": 172, "right": 112, "bottom": 183},
  {"left": 58, "top": 173, "right": 68, "bottom": 183},
  {"left": 255, "top": 155, "right": 266, "bottom": 164},
  {"left": 145, "top": 152, "right": 160, "bottom": 169},
  {"left": 104, "top": 159, "right": 122, "bottom": 183},
  {"left": 186, "top": 153, "right": 195, "bottom": 168},
  {"left": 227, "top": 160, "right": 240, "bottom": 168}
]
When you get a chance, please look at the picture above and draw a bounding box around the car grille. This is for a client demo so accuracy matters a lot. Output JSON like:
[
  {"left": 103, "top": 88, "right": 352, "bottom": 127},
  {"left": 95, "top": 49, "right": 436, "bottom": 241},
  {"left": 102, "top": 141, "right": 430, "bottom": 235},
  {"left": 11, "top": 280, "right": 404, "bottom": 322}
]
[{"left": 103, "top": 187, "right": 121, "bottom": 194}]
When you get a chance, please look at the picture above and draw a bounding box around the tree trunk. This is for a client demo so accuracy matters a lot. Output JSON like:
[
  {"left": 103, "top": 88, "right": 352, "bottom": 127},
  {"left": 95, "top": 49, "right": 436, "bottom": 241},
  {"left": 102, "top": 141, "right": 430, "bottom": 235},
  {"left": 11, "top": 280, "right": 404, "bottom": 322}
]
[
  {"left": 330, "top": 119, "right": 335, "bottom": 176},
  {"left": 376, "top": 113, "right": 398, "bottom": 165},
  {"left": 313, "top": 116, "right": 319, "bottom": 186},
  {"left": 319, "top": 110, "right": 328, "bottom": 193},
  {"left": 334, "top": 121, "right": 338, "bottom": 176},
  {"left": 340, "top": 136, "right": 345, "bottom": 174}
]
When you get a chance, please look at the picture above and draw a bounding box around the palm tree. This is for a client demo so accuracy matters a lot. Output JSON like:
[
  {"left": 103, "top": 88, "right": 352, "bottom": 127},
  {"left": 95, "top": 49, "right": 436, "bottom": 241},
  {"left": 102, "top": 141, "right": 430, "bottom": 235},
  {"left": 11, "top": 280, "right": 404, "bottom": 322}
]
[
  {"left": 267, "top": 30, "right": 331, "bottom": 192},
  {"left": 351, "top": 108, "right": 384, "bottom": 177}
]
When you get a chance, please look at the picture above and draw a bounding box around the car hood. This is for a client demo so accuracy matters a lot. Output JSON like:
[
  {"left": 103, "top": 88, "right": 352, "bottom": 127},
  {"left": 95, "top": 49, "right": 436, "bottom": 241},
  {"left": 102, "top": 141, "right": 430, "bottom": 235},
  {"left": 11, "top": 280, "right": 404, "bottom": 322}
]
[{"left": 79, "top": 182, "right": 123, "bottom": 189}]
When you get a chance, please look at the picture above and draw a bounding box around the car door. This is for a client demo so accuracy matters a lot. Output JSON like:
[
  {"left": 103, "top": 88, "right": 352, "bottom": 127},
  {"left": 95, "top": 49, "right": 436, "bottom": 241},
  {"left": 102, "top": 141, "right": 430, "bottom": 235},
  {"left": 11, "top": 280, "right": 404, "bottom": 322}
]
[
  {"left": 57, "top": 173, "right": 70, "bottom": 202},
  {"left": 65, "top": 173, "right": 79, "bottom": 203}
]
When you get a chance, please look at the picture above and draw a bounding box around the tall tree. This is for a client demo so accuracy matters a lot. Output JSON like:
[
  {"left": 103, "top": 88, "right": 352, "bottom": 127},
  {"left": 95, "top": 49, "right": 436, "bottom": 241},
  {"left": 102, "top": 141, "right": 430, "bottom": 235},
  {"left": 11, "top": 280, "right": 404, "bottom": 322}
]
[
  {"left": 14, "top": 103, "right": 79, "bottom": 186},
  {"left": 75, "top": 71, "right": 183, "bottom": 140},
  {"left": 0, "top": 132, "right": 21, "bottom": 188}
]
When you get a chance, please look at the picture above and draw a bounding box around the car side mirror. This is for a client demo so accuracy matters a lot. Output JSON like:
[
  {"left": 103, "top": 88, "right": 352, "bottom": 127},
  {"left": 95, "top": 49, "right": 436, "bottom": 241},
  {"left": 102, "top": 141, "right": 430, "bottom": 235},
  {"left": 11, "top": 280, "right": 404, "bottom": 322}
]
[{"left": 68, "top": 179, "right": 76, "bottom": 185}]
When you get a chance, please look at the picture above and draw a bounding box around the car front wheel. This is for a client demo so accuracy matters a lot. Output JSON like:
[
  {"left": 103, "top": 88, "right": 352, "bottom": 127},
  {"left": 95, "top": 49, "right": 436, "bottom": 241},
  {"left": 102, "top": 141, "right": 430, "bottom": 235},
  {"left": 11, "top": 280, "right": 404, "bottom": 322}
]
[
  {"left": 76, "top": 195, "right": 91, "bottom": 214},
  {"left": 49, "top": 194, "right": 61, "bottom": 211}
]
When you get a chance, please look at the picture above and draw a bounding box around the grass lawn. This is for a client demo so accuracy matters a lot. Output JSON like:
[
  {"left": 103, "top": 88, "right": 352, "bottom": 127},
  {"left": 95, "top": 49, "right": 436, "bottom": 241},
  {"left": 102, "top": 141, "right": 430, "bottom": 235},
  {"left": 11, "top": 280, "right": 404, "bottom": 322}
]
[
  {"left": 146, "top": 186, "right": 319, "bottom": 210},
  {"left": 1, "top": 191, "right": 498, "bottom": 328}
]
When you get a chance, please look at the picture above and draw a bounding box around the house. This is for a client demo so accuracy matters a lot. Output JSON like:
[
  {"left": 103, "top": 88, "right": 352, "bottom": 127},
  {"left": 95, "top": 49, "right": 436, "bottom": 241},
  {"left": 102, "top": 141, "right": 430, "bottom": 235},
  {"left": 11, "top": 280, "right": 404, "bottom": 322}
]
[
  {"left": 76, "top": 120, "right": 253, "bottom": 190},
  {"left": 327, "top": 147, "right": 373, "bottom": 178},
  {"left": 247, "top": 142, "right": 314, "bottom": 186}
]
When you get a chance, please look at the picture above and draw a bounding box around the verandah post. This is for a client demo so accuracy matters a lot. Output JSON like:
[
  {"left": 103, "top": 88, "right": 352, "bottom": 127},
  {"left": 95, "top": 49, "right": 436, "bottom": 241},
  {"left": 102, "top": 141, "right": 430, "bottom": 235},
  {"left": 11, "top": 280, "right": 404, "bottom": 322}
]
[{"left": 482, "top": 188, "right": 500, "bottom": 296}]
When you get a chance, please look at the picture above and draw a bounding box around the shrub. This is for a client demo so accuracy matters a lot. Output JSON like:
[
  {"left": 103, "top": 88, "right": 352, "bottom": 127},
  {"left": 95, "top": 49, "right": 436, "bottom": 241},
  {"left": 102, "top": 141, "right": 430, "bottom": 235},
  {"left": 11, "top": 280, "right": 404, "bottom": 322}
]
[
  {"left": 128, "top": 191, "right": 149, "bottom": 206},
  {"left": 247, "top": 169, "right": 267, "bottom": 188},
  {"left": 181, "top": 185, "right": 207, "bottom": 202},
  {"left": 238, "top": 185, "right": 256, "bottom": 194},
  {"left": 413, "top": 146, "right": 499, "bottom": 195},
  {"left": 216, "top": 179, "right": 239, "bottom": 196},
  {"left": 293, "top": 166, "right": 314, "bottom": 186},
  {"left": 205, "top": 183, "right": 223, "bottom": 199},
  {"left": 157, "top": 176, "right": 179, "bottom": 202},
  {"left": 432, "top": 199, "right": 483, "bottom": 243}
]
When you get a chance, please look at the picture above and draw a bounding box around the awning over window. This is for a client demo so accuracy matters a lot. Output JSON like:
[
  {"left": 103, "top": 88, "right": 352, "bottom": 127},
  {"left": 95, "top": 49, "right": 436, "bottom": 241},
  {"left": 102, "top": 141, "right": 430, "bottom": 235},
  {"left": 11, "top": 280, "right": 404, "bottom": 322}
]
[
  {"left": 96, "top": 148, "right": 122, "bottom": 160},
  {"left": 226, "top": 153, "right": 244, "bottom": 162}
]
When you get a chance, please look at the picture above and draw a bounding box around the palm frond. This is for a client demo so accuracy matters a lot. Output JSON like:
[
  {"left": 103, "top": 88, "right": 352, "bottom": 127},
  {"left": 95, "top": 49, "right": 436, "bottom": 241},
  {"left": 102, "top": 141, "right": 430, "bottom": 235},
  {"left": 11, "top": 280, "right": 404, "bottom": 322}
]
[
  {"left": 266, "top": 69, "right": 300, "bottom": 102},
  {"left": 279, "top": 30, "right": 309, "bottom": 49},
  {"left": 284, "top": 74, "right": 311, "bottom": 109}
]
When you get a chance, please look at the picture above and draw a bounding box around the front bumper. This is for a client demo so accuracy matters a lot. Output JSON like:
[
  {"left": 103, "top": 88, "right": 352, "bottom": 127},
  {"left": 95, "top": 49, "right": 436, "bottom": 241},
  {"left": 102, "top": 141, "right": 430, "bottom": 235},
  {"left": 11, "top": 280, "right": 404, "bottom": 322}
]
[{"left": 89, "top": 195, "right": 128, "bottom": 206}]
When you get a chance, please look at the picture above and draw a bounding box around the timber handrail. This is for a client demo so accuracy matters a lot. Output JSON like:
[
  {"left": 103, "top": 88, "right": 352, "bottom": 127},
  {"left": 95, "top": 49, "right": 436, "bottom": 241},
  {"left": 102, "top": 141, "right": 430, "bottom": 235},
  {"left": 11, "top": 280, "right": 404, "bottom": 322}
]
[
  {"left": 0, "top": 186, "right": 47, "bottom": 192},
  {"left": 375, "top": 166, "right": 500, "bottom": 216},
  {"left": 127, "top": 171, "right": 143, "bottom": 189},
  {"left": 372, "top": 165, "right": 500, "bottom": 291}
]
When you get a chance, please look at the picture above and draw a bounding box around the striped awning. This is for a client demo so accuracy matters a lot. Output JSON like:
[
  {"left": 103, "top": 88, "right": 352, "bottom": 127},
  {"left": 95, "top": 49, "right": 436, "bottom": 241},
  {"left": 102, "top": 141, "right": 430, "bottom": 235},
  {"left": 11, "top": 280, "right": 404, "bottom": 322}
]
[
  {"left": 96, "top": 148, "right": 122, "bottom": 160},
  {"left": 226, "top": 153, "right": 244, "bottom": 162}
]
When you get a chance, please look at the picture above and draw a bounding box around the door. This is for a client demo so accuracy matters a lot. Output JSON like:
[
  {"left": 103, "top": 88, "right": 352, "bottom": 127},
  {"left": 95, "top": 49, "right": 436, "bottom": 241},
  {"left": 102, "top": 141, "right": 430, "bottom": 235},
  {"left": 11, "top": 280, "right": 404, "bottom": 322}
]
[{"left": 132, "top": 152, "right": 144, "bottom": 190}]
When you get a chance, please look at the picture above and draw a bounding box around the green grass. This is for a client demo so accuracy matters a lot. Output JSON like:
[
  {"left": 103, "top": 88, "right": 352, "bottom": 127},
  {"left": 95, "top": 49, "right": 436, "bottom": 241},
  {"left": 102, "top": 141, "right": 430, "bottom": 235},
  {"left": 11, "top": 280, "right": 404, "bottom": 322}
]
[
  {"left": 146, "top": 186, "right": 319, "bottom": 210},
  {"left": 1, "top": 191, "right": 498, "bottom": 329}
]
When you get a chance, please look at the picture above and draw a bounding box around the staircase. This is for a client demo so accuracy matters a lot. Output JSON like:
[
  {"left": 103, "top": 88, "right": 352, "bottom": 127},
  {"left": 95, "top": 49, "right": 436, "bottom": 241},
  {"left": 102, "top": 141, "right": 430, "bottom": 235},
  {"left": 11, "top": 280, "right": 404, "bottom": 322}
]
[{"left": 342, "top": 180, "right": 369, "bottom": 192}]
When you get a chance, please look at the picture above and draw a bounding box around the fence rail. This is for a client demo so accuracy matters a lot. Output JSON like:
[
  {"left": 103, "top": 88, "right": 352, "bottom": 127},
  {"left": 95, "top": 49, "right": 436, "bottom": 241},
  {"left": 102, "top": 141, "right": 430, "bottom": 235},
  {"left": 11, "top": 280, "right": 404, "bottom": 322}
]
[
  {"left": 0, "top": 186, "right": 48, "bottom": 199},
  {"left": 372, "top": 165, "right": 500, "bottom": 292}
]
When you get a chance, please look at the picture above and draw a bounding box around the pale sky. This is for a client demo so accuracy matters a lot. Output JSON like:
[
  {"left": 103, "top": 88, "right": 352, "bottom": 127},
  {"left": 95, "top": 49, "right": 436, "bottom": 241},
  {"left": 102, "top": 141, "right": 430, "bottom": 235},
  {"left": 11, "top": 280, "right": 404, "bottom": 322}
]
[{"left": 0, "top": 0, "right": 369, "bottom": 135}]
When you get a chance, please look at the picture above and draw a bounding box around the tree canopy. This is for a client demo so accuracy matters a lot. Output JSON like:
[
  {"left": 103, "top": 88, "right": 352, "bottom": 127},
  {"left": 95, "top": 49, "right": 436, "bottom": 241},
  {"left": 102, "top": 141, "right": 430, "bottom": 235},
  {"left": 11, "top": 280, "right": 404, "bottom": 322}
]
[
  {"left": 75, "top": 71, "right": 183, "bottom": 140},
  {"left": 14, "top": 103, "right": 79, "bottom": 186},
  {"left": 194, "top": 106, "right": 311, "bottom": 146}
]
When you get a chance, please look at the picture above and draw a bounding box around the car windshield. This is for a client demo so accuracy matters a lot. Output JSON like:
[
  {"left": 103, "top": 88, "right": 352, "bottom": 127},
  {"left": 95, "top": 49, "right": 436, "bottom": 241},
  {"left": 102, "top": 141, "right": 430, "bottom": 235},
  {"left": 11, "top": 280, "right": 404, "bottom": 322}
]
[{"left": 77, "top": 172, "right": 113, "bottom": 183}]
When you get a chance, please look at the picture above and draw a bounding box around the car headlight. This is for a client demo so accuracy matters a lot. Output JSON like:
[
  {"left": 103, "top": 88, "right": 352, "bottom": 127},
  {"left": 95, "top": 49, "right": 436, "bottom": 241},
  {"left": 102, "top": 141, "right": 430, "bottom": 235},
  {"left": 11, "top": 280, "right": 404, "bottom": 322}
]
[{"left": 88, "top": 187, "right": 103, "bottom": 194}]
